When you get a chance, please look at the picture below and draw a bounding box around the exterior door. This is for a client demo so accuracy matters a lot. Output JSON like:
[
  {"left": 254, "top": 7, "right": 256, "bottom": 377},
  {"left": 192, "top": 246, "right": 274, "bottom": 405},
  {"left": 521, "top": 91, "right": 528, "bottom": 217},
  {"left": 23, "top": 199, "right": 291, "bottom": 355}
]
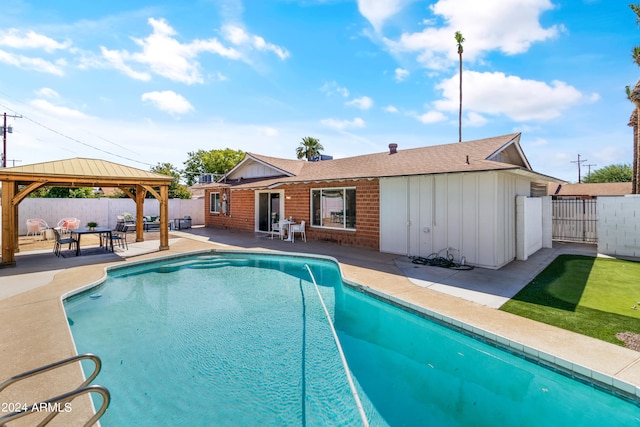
[
  {"left": 380, "top": 176, "right": 433, "bottom": 256},
  {"left": 256, "top": 191, "right": 283, "bottom": 232}
]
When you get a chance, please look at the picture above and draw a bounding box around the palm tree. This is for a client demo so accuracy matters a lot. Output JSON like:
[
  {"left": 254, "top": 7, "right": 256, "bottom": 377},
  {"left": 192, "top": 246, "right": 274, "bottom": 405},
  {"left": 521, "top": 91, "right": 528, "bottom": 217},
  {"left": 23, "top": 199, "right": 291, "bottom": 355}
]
[
  {"left": 628, "top": 4, "right": 640, "bottom": 194},
  {"left": 455, "top": 31, "right": 465, "bottom": 143},
  {"left": 296, "top": 136, "right": 324, "bottom": 161},
  {"left": 629, "top": 83, "right": 640, "bottom": 194}
]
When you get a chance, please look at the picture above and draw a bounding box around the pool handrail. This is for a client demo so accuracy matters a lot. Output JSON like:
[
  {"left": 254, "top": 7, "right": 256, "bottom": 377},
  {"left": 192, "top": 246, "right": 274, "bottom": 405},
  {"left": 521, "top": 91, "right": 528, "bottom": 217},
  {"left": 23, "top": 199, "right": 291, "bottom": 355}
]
[
  {"left": 0, "top": 353, "right": 110, "bottom": 426},
  {"left": 304, "top": 263, "right": 369, "bottom": 427}
]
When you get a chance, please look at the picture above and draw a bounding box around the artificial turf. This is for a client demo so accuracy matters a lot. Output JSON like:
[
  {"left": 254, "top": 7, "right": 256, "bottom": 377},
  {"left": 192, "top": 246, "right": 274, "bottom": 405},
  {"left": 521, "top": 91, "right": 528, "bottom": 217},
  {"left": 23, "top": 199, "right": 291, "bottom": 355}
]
[{"left": 500, "top": 254, "right": 640, "bottom": 347}]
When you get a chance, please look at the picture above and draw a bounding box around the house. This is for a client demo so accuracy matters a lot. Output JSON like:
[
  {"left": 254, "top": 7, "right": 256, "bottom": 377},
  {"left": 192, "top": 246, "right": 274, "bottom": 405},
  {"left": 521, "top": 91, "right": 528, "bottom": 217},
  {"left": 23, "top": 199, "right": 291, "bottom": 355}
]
[
  {"left": 548, "top": 182, "right": 632, "bottom": 199},
  {"left": 202, "top": 133, "right": 562, "bottom": 269}
]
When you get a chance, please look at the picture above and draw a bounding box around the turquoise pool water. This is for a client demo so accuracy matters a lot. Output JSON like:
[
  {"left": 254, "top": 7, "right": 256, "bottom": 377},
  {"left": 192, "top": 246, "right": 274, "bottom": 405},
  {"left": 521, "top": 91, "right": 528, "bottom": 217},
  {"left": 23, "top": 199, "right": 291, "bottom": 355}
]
[{"left": 64, "top": 252, "right": 640, "bottom": 426}]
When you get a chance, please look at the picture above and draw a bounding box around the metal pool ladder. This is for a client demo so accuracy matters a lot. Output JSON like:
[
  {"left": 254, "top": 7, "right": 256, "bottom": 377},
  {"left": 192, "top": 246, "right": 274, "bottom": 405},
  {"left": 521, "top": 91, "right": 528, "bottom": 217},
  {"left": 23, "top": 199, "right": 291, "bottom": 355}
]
[
  {"left": 0, "top": 353, "right": 110, "bottom": 426},
  {"left": 304, "top": 264, "right": 369, "bottom": 427}
]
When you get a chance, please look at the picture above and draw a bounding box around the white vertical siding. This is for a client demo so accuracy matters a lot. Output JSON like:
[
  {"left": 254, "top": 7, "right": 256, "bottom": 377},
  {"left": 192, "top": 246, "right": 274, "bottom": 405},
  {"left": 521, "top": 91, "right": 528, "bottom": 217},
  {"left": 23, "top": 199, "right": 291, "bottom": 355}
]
[
  {"left": 477, "top": 173, "right": 497, "bottom": 267},
  {"left": 405, "top": 176, "right": 434, "bottom": 257},
  {"left": 461, "top": 173, "right": 479, "bottom": 264},
  {"left": 445, "top": 174, "right": 463, "bottom": 256},
  {"left": 380, "top": 171, "right": 539, "bottom": 269},
  {"left": 380, "top": 177, "right": 409, "bottom": 254},
  {"left": 432, "top": 174, "right": 449, "bottom": 254}
]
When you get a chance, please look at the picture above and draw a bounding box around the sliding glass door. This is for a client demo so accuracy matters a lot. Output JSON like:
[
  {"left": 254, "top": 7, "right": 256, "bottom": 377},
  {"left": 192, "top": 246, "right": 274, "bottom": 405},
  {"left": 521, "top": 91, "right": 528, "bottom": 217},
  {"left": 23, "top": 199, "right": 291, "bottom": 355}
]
[{"left": 256, "top": 191, "right": 283, "bottom": 232}]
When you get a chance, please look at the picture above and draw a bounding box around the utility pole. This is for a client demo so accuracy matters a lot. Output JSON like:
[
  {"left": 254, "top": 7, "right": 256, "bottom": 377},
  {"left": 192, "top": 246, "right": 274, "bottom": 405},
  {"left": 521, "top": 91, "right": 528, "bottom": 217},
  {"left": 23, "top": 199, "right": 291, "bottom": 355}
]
[
  {"left": 2, "top": 112, "right": 22, "bottom": 168},
  {"left": 586, "top": 163, "right": 597, "bottom": 179},
  {"left": 571, "top": 154, "right": 587, "bottom": 183},
  {"left": 7, "top": 159, "right": 21, "bottom": 167}
]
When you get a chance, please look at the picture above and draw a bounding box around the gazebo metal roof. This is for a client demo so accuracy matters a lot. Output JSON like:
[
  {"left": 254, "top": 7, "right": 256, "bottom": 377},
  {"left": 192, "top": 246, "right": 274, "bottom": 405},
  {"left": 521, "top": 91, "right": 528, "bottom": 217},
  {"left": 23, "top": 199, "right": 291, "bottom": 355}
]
[{"left": 0, "top": 158, "right": 174, "bottom": 267}]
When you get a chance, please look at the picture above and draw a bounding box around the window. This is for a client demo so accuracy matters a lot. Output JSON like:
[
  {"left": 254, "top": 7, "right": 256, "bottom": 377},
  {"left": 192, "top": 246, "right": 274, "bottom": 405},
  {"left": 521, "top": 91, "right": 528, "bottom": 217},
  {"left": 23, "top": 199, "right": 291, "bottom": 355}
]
[
  {"left": 311, "top": 187, "right": 356, "bottom": 230},
  {"left": 210, "top": 192, "right": 221, "bottom": 213}
]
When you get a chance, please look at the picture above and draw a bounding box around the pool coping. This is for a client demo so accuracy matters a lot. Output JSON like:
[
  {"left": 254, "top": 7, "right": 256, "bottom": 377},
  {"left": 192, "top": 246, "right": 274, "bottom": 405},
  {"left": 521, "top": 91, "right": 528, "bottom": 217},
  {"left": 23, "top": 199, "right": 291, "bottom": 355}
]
[{"left": 2, "top": 237, "right": 640, "bottom": 424}]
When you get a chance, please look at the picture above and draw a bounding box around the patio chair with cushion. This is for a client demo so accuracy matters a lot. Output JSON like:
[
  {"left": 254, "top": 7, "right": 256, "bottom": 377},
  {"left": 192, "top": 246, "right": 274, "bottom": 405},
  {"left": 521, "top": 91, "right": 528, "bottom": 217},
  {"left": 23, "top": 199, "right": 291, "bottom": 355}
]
[
  {"left": 57, "top": 218, "right": 81, "bottom": 234},
  {"left": 26, "top": 219, "right": 48, "bottom": 240}
]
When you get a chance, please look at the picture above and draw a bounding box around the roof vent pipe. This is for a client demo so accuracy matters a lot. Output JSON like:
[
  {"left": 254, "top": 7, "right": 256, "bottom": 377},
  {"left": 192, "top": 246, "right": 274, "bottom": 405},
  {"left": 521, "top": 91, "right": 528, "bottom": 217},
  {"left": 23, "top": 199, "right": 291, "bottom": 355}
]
[{"left": 389, "top": 143, "right": 398, "bottom": 154}]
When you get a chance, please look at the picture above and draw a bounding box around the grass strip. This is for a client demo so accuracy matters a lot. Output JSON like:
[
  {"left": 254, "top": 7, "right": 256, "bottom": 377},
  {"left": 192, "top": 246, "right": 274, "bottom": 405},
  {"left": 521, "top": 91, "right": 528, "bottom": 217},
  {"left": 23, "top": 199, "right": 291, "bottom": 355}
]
[{"left": 500, "top": 255, "right": 640, "bottom": 347}]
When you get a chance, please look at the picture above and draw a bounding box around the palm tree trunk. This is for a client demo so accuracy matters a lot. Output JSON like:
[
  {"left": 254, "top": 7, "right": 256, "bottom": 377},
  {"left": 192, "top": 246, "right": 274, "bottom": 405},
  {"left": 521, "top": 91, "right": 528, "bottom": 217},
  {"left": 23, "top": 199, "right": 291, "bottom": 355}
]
[
  {"left": 636, "top": 108, "right": 640, "bottom": 193},
  {"left": 458, "top": 53, "right": 462, "bottom": 143}
]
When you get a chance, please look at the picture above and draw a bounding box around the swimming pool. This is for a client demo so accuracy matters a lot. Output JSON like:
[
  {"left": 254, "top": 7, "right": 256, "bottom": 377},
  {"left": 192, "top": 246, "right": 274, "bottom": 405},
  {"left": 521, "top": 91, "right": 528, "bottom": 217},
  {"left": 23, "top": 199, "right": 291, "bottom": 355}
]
[{"left": 64, "top": 252, "right": 640, "bottom": 426}]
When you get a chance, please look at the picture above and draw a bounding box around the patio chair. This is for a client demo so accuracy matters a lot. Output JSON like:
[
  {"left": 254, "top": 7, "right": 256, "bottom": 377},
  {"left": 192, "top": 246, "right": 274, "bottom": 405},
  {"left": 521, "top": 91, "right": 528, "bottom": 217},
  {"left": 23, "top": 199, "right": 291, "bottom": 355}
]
[
  {"left": 110, "top": 222, "right": 128, "bottom": 250},
  {"left": 53, "top": 227, "right": 78, "bottom": 257},
  {"left": 26, "top": 219, "right": 48, "bottom": 240},
  {"left": 57, "top": 218, "right": 81, "bottom": 234},
  {"left": 289, "top": 221, "right": 306, "bottom": 243},
  {"left": 270, "top": 220, "right": 284, "bottom": 240}
]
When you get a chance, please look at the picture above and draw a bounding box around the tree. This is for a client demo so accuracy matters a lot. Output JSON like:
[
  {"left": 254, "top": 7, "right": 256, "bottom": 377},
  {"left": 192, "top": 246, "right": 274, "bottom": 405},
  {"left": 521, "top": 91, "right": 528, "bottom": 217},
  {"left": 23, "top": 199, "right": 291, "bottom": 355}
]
[
  {"left": 455, "top": 31, "right": 465, "bottom": 143},
  {"left": 28, "top": 186, "right": 97, "bottom": 198},
  {"left": 150, "top": 162, "right": 192, "bottom": 199},
  {"left": 182, "top": 148, "right": 245, "bottom": 186},
  {"left": 627, "top": 4, "right": 640, "bottom": 194},
  {"left": 296, "top": 136, "right": 324, "bottom": 161},
  {"left": 581, "top": 164, "right": 633, "bottom": 183}
]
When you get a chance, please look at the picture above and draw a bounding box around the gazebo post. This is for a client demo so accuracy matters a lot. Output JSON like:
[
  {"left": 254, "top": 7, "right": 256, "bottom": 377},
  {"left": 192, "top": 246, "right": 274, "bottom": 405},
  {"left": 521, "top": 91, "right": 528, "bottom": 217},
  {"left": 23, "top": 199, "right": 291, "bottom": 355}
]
[
  {"left": 159, "top": 184, "right": 169, "bottom": 251},
  {"left": 135, "top": 185, "right": 145, "bottom": 243},
  {"left": 1, "top": 181, "right": 17, "bottom": 266},
  {"left": 13, "top": 192, "right": 19, "bottom": 254}
]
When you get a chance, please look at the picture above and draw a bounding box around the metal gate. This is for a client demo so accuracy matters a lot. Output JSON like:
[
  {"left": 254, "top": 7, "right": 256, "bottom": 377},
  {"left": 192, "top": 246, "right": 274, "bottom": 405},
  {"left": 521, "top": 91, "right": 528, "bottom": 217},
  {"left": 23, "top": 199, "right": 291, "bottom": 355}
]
[{"left": 552, "top": 199, "right": 597, "bottom": 243}]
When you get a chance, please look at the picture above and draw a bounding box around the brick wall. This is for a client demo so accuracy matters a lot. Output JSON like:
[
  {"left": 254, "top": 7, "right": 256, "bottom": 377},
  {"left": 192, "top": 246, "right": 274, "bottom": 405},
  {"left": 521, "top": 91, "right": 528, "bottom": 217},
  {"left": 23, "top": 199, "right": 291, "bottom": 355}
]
[{"left": 204, "top": 179, "right": 380, "bottom": 249}]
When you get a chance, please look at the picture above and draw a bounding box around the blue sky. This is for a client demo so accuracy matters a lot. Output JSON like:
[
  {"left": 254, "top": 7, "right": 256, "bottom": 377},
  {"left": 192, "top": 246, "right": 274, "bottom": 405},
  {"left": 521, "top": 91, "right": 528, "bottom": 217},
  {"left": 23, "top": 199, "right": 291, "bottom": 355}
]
[{"left": 0, "top": 0, "right": 636, "bottom": 183}]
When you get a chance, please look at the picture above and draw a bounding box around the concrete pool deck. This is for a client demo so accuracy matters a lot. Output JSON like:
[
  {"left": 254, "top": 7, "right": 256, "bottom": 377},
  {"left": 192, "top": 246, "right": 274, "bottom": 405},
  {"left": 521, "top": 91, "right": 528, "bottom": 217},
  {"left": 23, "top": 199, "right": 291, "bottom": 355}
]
[{"left": 1, "top": 227, "right": 640, "bottom": 424}]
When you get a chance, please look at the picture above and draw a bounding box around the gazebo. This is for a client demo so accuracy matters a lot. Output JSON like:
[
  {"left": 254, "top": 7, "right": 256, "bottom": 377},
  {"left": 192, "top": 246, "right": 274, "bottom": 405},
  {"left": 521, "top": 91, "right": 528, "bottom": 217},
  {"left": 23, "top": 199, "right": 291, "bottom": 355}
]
[{"left": 0, "top": 158, "right": 174, "bottom": 267}]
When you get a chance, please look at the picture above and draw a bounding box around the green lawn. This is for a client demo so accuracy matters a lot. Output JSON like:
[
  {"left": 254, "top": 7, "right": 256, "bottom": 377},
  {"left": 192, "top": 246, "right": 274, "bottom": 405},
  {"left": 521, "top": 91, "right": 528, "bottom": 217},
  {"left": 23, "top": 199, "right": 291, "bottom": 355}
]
[{"left": 500, "top": 255, "right": 640, "bottom": 347}]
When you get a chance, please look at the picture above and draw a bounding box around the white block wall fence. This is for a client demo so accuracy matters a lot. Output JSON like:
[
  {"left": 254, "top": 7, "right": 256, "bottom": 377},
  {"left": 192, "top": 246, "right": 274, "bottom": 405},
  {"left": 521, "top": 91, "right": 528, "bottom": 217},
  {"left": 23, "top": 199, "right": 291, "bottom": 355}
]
[
  {"left": 598, "top": 195, "right": 640, "bottom": 258},
  {"left": 515, "top": 195, "right": 552, "bottom": 261},
  {"left": 16, "top": 198, "right": 204, "bottom": 235}
]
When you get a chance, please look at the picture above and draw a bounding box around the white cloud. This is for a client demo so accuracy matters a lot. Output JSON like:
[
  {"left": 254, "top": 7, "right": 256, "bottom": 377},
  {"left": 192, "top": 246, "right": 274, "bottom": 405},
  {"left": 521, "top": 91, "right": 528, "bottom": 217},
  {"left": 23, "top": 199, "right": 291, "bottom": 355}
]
[
  {"left": 357, "top": 0, "right": 412, "bottom": 32},
  {"left": 320, "top": 81, "right": 349, "bottom": 97},
  {"left": 100, "top": 46, "right": 151, "bottom": 81},
  {"left": 101, "top": 17, "right": 244, "bottom": 84},
  {"left": 30, "top": 99, "right": 89, "bottom": 119},
  {"left": 384, "top": 105, "right": 399, "bottom": 113},
  {"left": 383, "top": 0, "right": 561, "bottom": 71},
  {"left": 320, "top": 117, "right": 366, "bottom": 130},
  {"left": 465, "top": 111, "right": 487, "bottom": 127},
  {"left": 256, "top": 126, "right": 279, "bottom": 137},
  {"left": 394, "top": 67, "right": 409, "bottom": 82},
  {"left": 141, "top": 90, "right": 194, "bottom": 115},
  {"left": 346, "top": 96, "right": 373, "bottom": 110},
  {"left": 35, "top": 87, "right": 60, "bottom": 98},
  {"left": 222, "top": 25, "right": 289, "bottom": 60},
  {"left": 0, "top": 49, "right": 65, "bottom": 75},
  {"left": 434, "top": 71, "right": 587, "bottom": 121},
  {"left": 412, "top": 110, "right": 447, "bottom": 124},
  {"left": 0, "top": 29, "right": 71, "bottom": 52}
]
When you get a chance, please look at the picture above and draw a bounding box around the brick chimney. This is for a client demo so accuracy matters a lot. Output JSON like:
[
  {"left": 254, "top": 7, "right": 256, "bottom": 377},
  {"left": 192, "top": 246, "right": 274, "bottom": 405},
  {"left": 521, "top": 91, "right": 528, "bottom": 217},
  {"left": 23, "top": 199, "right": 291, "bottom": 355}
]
[{"left": 389, "top": 143, "right": 398, "bottom": 154}]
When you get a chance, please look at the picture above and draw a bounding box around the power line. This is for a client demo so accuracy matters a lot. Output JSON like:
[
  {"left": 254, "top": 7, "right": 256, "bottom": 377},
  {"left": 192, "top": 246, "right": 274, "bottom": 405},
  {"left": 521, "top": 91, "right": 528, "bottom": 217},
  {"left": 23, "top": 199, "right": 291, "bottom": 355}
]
[
  {"left": 2, "top": 112, "right": 21, "bottom": 168},
  {"left": 571, "top": 154, "right": 587, "bottom": 183},
  {"left": 0, "top": 100, "right": 153, "bottom": 167}
]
